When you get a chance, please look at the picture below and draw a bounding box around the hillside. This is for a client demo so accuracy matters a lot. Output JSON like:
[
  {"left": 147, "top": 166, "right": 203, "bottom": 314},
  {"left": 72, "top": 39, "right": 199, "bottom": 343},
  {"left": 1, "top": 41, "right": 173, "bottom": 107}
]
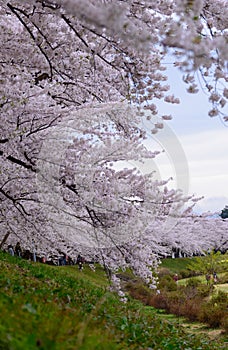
[{"left": 0, "top": 251, "right": 226, "bottom": 350}]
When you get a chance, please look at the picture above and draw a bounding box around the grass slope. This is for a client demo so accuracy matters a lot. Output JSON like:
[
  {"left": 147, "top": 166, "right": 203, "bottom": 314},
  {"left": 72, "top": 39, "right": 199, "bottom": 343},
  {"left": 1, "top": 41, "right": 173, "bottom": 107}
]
[
  {"left": 160, "top": 257, "right": 194, "bottom": 274},
  {"left": 0, "top": 252, "right": 225, "bottom": 350}
]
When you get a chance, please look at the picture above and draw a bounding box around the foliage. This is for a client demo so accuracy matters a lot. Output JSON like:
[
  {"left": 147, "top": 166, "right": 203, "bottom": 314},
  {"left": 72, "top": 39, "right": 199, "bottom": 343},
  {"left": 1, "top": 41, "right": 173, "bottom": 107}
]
[
  {"left": 0, "top": 251, "right": 222, "bottom": 349},
  {"left": 148, "top": 283, "right": 228, "bottom": 331},
  {"left": 158, "top": 275, "right": 178, "bottom": 291},
  {"left": 127, "top": 257, "right": 228, "bottom": 334},
  {"left": 199, "top": 291, "right": 228, "bottom": 328},
  {"left": 220, "top": 206, "right": 228, "bottom": 219},
  {"left": 187, "top": 251, "right": 228, "bottom": 277},
  {"left": 186, "top": 277, "right": 201, "bottom": 288}
]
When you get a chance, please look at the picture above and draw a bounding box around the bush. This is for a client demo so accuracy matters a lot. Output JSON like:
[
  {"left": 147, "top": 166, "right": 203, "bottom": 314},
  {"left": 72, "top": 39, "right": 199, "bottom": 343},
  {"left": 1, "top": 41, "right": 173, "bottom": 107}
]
[
  {"left": 126, "top": 266, "right": 228, "bottom": 332},
  {"left": 196, "top": 284, "right": 211, "bottom": 297},
  {"left": 125, "top": 281, "right": 152, "bottom": 305},
  {"left": 165, "top": 289, "right": 187, "bottom": 315},
  {"left": 157, "top": 267, "right": 171, "bottom": 278},
  {"left": 212, "top": 290, "right": 228, "bottom": 305},
  {"left": 148, "top": 292, "right": 168, "bottom": 310},
  {"left": 180, "top": 298, "right": 202, "bottom": 321},
  {"left": 179, "top": 269, "right": 197, "bottom": 279},
  {"left": 186, "top": 277, "right": 201, "bottom": 288},
  {"left": 158, "top": 275, "right": 177, "bottom": 291},
  {"left": 199, "top": 304, "right": 227, "bottom": 328},
  {"left": 199, "top": 291, "right": 228, "bottom": 328}
]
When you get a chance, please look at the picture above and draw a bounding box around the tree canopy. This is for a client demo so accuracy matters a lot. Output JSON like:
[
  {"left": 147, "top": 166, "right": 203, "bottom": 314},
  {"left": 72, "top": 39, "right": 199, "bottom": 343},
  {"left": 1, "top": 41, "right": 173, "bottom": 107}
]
[
  {"left": 1, "top": 0, "right": 227, "bottom": 286},
  {"left": 221, "top": 206, "right": 228, "bottom": 219}
]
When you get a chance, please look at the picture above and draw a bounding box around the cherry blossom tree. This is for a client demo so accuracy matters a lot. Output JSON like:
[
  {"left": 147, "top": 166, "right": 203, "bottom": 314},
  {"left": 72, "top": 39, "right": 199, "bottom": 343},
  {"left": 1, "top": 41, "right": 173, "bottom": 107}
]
[
  {"left": 162, "top": 214, "right": 228, "bottom": 257},
  {"left": 1, "top": 0, "right": 227, "bottom": 288}
]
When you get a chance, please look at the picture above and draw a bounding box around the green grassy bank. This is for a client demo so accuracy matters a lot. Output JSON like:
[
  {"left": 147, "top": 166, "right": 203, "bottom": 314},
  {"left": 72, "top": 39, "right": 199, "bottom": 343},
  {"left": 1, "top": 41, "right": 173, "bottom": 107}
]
[{"left": 0, "top": 251, "right": 226, "bottom": 349}]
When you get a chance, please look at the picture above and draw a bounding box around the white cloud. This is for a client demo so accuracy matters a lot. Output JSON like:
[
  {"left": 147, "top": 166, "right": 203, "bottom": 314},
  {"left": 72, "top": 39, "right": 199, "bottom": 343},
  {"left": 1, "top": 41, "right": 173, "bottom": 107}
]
[
  {"left": 139, "top": 126, "right": 227, "bottom": 212},
  {"left": 179, "top": 129, "right": 227, "bottom": 196}
]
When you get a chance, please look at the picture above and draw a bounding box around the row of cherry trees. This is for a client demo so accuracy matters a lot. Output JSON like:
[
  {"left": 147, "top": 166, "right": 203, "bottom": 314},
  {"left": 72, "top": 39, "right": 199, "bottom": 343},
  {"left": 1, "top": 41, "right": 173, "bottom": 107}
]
[{"left": 1, "top": 0, "right": 227, "bottom": 288}]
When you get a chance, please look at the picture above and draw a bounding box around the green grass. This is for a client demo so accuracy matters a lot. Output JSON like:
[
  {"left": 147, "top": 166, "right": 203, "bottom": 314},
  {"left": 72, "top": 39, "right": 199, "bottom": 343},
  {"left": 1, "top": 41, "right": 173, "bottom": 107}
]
[
  {"left": 0, "top": 251, "right": 226, "bottom": 349},
  {"left": 176, "top": 272, "right": 228, "bottom": 290},
  {"left": 214, "top": 283, "right": 228, "bottom": 293},
  {"left": 160, "top": 257, "right": 195, "bottom": 274}
]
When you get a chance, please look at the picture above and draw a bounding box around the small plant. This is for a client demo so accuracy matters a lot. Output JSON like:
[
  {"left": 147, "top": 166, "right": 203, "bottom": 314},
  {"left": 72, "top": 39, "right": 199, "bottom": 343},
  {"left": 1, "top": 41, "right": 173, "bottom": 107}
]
[
  {"left": 186, "top": 277, "right": 201, "bottom": 288},
  {"left": 158, "top": 275, "right": 178, "bottom": 291},
  {"left": 125, "top": 281, "right": 151, "bottom": 305},
  {"left": 157, "top": 267, "right": 170, "bottom": 278},
  {"left": 196, "top": 284, "right": 211, "bottom": 297},
  {"left": 187, "top": 299, "right": 202, "bottom": 321},
  {"left": 179, "top": 269, "right": 197, "bottom": 279},
  {"left": 199, "top": 291, "right": 228, "bottom": 328},
  {"left": 148, "top": 292, "right": 168, "bottom": 310},
  {"left": 199, "top": 304, "right": 227, "bottom": 328}
]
